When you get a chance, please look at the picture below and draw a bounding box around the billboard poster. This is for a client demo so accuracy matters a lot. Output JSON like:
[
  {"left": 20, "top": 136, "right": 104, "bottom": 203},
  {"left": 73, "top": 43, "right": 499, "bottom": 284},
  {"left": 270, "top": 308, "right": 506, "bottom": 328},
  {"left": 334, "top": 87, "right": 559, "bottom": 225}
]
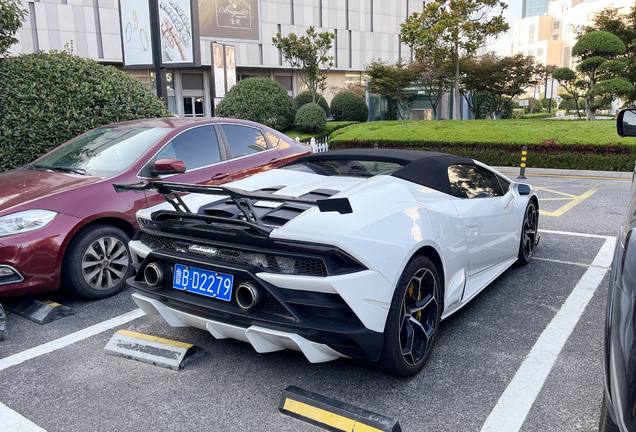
[
  {"left": 198, "top": 0, "right": 262, "bottom": 43},
  {"left": 119, "top": 0, "right": 154, "bottom": 67},
  {"left": 212, "top": 43, "right": 226, "bottom": 97},
  {"left": 545, "top": 79, "right": 559, "bottom": 99},
  {"left": 225, "top": 45, "right": 236, "bottom": 92},
  {"left": 158, "top": 0, "right": 195, "bottom": 65}
]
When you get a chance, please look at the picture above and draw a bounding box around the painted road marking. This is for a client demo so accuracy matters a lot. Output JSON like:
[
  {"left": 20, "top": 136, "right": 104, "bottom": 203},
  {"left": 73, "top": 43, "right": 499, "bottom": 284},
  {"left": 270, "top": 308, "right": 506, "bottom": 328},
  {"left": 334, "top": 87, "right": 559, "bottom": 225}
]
[
  {"left": 539, "top": 229, "right": 615, "bottom": 239},
  {"left": 480, "top": 236, "right": 616, "bottom": 432},
  {"left": 533, "top": 257, "right": 611, "bottom": 270},
  {"left": 0, "top": 402, "right": 46, "bottom": 432},
  {"left": 537, "top": 184, "right": 602, "bottom": 217},
  {"left": 0, "top": 309, "right": 145, "bottom": 372}
]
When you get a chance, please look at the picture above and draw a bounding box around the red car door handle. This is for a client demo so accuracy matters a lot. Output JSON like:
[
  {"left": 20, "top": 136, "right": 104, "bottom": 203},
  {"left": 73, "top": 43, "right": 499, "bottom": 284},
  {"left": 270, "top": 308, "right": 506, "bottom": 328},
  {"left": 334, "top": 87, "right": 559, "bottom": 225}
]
[
  {"left": 211, "top": 172, "right": 230, "bottom": 180},
  {"left": 268, "top": 158, "right": 282, "bottom": 164}
]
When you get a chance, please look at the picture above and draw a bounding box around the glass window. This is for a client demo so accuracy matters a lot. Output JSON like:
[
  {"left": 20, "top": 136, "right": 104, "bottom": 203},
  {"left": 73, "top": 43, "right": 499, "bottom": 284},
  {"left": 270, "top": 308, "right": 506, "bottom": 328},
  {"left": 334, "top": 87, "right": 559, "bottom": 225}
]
[
  {"left": 554, "top": 21, "right": 560, "bottom": 30},
  {"left": 517, "top": 27, "right": 524, "bottom": 46},
  {"left": 265, "top": 131, "right": 281, "bottom": 149},
  {"left": 528, "top": 49, "right": 534, "bottom": 56},
  {"left": 497, "top": 176, "right": 510, "bottom": 195},
  {"left": 221, "top": 125, "right": 268, "bottom": 158},
  {"left": 528, "top": 24, "right": 535, "bottom": 45},
  {"left": 553, "top": 34, "right": 559, "bottom": 40},
  {"left": 447, "top": 165, "right": 504, "bottom": 199},
  {"left": 537, "top": 48, "right": 544, "bottom": 56},
  {"left": 33, "top": 126, "right": 169, "bottom": 177},
  {"left": 156, "top": 126, "right": 221, "bottom": 171}
]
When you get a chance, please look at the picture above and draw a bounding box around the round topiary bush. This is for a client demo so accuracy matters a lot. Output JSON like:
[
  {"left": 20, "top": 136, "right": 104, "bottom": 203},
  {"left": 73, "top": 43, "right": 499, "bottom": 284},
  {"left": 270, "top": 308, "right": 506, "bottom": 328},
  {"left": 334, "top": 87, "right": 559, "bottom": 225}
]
[
  {"left": 294, "top": 91, "right": 330, "bottom": 116},
  {"left": 295, "top": 103, "right": 327, "bottom": 133},
  {"left": 216, "top": 77, "right": 296, "bottom": 131},
  {"left": 0, "top": 50, "right": 170, "bottom": 172},
  {"left": 330, "top": 91, "right": 368, "bottom": 122}
]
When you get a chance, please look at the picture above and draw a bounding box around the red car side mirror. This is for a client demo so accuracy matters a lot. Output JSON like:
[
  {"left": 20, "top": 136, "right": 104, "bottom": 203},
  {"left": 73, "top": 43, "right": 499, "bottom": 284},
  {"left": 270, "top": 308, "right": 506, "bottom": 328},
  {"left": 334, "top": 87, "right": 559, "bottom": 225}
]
[{"left": 150, "top": 158, "right": 186, "bottom": 177}]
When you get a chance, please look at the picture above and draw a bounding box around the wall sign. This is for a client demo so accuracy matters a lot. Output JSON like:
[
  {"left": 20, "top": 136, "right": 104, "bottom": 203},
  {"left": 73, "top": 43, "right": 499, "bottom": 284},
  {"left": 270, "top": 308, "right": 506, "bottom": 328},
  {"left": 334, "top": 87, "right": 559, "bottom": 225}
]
[
  {"left": 119, "top": 0, "right": 154, "bottom": 68},
  {"left": 199, "top": 0, "right": 262, "bottom": 43}
]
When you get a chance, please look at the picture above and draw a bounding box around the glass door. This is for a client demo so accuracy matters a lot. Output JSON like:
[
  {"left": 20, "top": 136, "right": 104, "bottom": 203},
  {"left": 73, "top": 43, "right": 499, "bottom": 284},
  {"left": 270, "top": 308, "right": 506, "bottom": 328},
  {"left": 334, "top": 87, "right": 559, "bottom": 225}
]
[{"left": 183, "top": 97, "right": 204, "bottom": 117}]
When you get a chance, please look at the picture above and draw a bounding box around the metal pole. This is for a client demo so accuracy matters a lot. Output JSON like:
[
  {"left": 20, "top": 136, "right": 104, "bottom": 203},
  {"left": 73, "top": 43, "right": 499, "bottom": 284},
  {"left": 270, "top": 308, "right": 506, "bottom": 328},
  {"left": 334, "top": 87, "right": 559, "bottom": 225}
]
[
  {"left": 150, "top": 0, "right": 168, "bottom": 108},
  {"left": 517, "top": 144, "right": 528, "bottom": 180}
]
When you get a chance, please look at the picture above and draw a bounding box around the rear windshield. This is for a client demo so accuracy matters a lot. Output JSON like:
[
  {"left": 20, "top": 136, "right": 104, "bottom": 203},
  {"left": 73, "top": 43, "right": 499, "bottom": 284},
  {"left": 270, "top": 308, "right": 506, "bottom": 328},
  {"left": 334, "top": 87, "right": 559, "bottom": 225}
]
[
  {"left": 33, "top": 126, "right": 169, "bottom": 177},
  {"left": 282, "top": 159, "right": 404, "bottom": 178}
]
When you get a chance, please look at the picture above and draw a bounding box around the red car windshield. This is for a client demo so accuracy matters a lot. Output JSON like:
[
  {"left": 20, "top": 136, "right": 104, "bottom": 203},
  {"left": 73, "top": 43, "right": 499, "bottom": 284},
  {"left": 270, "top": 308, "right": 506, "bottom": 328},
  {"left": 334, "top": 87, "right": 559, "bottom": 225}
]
[{"left": 32, "top": 126, "right": 169, "bottom": 177}]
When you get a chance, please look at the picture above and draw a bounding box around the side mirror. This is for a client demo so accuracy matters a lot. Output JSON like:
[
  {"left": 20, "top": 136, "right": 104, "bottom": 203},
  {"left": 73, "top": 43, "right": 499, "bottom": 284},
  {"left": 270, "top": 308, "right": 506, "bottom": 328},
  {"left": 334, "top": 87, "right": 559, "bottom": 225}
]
[
  {"left": 617, "top": 109, "right": 636, "bottom": 137},
  {"left": 518, "top": 184, "right": 531, "bottom": 196},
  {"left": 150, "top": 158, "right": 186, "bottom": 177}
]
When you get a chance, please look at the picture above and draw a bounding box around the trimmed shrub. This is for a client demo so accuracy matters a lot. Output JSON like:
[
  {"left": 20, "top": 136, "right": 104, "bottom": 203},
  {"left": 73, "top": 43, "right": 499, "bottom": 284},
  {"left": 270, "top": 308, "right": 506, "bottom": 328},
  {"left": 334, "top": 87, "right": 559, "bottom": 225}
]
[
  {"left": 0, "top": 50, "right": 170, "bottom": 172},
  {"left": 330, "top": 91, "right": 369, "bottom": 122},
  {"left": 295, "top": 103, "right": 327, "bottom": 133},
  {"left": 512, "top": 109, "right": 524, "bottom": 119},
  {"left": 216, "top": 77, "right": 296, "bottom": 131},
  {"left": 294, "top": 91, "right": 330, "bottom": 116}
]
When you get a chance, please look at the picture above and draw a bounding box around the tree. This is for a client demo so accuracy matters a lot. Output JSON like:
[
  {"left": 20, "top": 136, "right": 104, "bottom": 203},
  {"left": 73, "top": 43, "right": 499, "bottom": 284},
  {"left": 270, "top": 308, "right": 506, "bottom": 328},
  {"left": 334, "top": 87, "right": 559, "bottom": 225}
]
[
  {"left": 365, "top": 59, "right": 417, "bottom": 120},
  {"left": 400, "top": 0, "right": 509, "bottom": 120},
  {"left": 461, "top": 53, "right": 537, "bottom": 119},
  {"left": 0, "top": 0, "right": 27, "bottom": 56},
  {"left": 410, "top": 45, "right": 454, "bottom": 119},
  {"left": 272, "top": 26, "right": 335, "bottom": 104},
  {"left": 572, "top": 31, "right": 630, "bottom": 120},
  {"left": 582, "top": 5, "right": 636, "bottom": 105},
  {"left": 552, "top": 67, "right": 584, "bottom": 118}
]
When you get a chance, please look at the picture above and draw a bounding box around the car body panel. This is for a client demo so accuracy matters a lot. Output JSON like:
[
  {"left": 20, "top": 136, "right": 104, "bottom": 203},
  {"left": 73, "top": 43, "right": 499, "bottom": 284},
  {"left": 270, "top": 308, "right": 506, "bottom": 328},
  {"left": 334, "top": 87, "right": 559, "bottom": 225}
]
[
  {"left": 127, "top": 151, "right": 537, "bottom": 363},
  {"left": 0, "top": 117, "right": 310, "bottom": 297}
]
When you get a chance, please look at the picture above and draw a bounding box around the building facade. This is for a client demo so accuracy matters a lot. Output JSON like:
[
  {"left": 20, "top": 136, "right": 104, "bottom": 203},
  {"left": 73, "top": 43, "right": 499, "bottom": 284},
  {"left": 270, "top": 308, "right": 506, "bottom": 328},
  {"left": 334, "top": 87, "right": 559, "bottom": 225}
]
[
  {"left": 513, "top": 0, "right": 633, "bottom": 69},
  {"left": 9, "top": 0, "right": 428, "bottom": 118},
  {"left": 522, "top": 0, "right": 551, "bottom": 19}
]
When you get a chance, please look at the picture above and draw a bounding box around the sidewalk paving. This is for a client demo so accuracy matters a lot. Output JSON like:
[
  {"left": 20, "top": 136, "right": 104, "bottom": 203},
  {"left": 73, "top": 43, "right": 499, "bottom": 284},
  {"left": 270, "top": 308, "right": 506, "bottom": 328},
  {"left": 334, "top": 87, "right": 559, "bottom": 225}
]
[{"left": 493, "top": 166, "right": 634, "bottom": 180}]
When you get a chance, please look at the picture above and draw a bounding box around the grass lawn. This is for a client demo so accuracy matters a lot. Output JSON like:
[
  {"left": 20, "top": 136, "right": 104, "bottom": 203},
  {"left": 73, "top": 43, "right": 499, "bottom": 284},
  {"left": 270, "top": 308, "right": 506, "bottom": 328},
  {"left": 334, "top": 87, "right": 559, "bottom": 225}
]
[
  {"left": 327, "top": 119, "right": 636, "bottom": 171},
  {"left": 285, "top": 121, "right": 357, "bottom": 142},
  {"left": 329, "top": 119, "right": 634, "bottom": 147}
]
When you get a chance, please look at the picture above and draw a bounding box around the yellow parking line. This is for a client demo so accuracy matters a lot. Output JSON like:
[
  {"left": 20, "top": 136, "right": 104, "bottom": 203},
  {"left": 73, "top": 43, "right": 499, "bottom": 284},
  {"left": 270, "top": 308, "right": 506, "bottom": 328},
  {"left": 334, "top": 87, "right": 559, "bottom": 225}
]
[
  {"left": 539, "top": 184, "right": 602, "bottom": 217},
  {"left": 535, "top": 187, "right": 578, "bottom": 198}
]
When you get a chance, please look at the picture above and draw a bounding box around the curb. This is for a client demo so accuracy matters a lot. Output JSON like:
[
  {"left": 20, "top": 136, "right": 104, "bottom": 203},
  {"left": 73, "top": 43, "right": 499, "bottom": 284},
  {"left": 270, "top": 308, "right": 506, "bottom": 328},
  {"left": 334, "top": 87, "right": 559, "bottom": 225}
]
[
  {"left": 4, "top": 299, "right": 74, "bottom": 325},
  {"left": 104, "top": 329, "right": 205, "bottom": 370},
  {"left": 279, "top": 386, "right": 401, "bottom": 432},
  {"left": 493, "top": 166, "right": 634, "bottom": 180}
]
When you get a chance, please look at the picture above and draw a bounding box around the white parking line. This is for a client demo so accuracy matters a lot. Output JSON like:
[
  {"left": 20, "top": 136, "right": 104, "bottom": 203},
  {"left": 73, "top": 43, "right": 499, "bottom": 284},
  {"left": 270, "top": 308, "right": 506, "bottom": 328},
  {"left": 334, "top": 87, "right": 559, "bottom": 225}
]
[
  {"left": 0, "top": 308, "right": 145, "bottom": 372},
  {"left": 539, "top": 228, "right": 615, "bottom": 240},
  {"left": 480, "top": 236, "right": 616, "bottom": 432},
  {"left": 0, "top": 402, "right": 47, "bottom": 432},
  {"left": 0, "top": 308, "right": 145, "bottom": 432}
]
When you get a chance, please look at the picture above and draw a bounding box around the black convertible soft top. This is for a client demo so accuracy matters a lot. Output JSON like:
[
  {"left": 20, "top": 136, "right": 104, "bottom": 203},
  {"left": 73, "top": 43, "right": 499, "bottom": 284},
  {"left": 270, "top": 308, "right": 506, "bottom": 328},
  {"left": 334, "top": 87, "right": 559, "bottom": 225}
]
[{"left": 287, "top": 149, "right": 476, "bottom": 196}]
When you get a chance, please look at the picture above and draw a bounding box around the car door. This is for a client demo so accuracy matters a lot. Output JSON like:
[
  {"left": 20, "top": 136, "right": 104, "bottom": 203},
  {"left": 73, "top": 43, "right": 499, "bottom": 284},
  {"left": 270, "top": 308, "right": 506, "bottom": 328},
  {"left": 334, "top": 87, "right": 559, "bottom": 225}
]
[
  {"left": 142, "top": 124, "right": 233, "bottom": 207},
  {"left": 447, "top": 164, "right": 520, "bottom": 279},
  {"left": 218, "top": 123, "right": 284, "bottom": 181}
]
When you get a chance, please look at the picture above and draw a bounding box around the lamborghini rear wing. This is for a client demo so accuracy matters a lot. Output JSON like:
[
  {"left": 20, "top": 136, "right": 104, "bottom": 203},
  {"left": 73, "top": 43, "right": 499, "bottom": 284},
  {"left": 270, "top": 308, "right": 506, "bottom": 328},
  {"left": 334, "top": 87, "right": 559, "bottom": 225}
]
[{"left": 113, "top": 181, "right": 352, "bottom": 226}]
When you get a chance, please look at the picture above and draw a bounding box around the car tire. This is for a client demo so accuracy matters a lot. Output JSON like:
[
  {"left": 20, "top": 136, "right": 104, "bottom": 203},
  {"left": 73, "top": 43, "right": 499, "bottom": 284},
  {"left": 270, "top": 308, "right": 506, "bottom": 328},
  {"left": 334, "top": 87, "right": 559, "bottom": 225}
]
[
  {"left": 517, "top": 199, "right": 538, "bottom": 266},
  {"left": 375, "top": 255, "right": 441, "bottom": 377},
  {"left": 62, "top": 224, "right": 132, "bottom": 300},
  {"left": 599, "top": 393, "right": 620, "bottom": 432}
]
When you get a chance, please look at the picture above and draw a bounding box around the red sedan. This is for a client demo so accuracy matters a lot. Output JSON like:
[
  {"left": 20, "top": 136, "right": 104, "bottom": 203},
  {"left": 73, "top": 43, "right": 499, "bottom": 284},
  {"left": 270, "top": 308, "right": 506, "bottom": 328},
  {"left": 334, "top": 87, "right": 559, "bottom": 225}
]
[{"left": 0, "top": 117, "right": 311, "bottom": 299}]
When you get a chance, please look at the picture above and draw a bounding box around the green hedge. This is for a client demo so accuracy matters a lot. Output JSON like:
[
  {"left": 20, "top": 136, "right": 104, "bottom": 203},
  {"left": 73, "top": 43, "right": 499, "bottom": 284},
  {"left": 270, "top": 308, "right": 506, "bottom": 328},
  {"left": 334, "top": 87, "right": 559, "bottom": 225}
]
[
  {"left": 330, "top": 91, "right": 368, "bottom": 122},
  {"left": 328, "top": 120, "right": 636, "bottom": 171},
  {"left": 286, "top": 121, "right": 358, "bottom": 142},
  {"left": 0, "top": 50, "right": 170, "bottom": 172},
  {"left": 294, "top": 91, "right": 330, "bottom": 116},
  {"left": 295, "top": 103, "right": 327, "bottom": 133},
  {"left": 216, "top": 77, "right": 296, "bottom": 131}
]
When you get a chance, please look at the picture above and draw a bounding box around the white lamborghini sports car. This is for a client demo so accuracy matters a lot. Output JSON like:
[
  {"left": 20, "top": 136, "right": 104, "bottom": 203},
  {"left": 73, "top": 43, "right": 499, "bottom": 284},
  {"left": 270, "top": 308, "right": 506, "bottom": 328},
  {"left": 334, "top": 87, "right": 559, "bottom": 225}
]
[{"left": 116, "top": 149, "right": 539, "bottom": 377}]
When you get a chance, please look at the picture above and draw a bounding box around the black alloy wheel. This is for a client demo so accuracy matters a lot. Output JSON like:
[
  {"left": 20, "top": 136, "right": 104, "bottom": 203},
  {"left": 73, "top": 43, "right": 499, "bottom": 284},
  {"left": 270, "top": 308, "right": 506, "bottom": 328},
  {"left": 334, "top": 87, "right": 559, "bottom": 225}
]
[
  {"left": 377, "top": 255, "right": 441, "bottom": 377},
  {"left": 517, "top": 200, "right": 538, "bottom": 266}
]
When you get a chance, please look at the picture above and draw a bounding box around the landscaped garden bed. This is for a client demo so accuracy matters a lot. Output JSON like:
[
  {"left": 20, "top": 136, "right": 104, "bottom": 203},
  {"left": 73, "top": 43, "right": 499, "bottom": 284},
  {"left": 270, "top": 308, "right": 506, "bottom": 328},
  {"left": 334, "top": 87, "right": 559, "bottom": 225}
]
[{"left": 328, "top": 120, "right": 636, "bottom": 171}]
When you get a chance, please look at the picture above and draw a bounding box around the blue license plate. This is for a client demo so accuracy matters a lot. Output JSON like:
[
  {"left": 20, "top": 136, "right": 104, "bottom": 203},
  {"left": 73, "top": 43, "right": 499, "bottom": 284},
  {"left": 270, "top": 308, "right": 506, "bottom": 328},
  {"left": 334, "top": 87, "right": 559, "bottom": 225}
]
[{"left": 173, "top": 264, "right": 233, "bottom": 302}]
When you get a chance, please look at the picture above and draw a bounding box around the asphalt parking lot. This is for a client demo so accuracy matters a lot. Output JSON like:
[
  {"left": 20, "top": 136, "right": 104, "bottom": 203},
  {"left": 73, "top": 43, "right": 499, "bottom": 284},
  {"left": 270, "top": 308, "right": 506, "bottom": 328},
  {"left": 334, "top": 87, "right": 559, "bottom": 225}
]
[{"left": 0, "top": 171, "right": 632, "bottom": 432}]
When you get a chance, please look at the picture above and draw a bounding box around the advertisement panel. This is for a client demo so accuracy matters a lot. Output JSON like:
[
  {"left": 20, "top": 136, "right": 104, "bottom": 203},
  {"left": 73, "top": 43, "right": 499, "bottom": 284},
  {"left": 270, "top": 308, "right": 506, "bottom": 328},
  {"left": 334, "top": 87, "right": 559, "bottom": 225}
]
[
  {"left": 198, "top": 0, "right": 262, "bottom": 43},
  {"left": 212, "top": 42, "right": 226, "bottom": 97},
  {"left": 119, "top": 0, "right": 154, "bottom": 68},
  {"left": 225, "top": 45, "right": 236, "bottom": 92},
  {"left": 158, "top": 0, "right": 195, "bottom": 65}
]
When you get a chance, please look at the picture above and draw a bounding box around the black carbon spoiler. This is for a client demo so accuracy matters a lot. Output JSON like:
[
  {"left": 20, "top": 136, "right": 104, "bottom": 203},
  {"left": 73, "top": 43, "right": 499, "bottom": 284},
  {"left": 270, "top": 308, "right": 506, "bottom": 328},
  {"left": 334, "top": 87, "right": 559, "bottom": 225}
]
[{"left": 113, "top": 181, "right": 353, "bottom": 225}]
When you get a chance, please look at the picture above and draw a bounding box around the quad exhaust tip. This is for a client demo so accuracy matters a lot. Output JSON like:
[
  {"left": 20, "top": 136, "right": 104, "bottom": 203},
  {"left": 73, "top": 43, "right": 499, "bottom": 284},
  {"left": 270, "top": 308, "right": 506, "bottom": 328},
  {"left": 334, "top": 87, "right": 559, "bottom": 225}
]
[
  {"left": 144, "top": 262, "right": 169, "bottom": 287},
  {"left": 236, "top": 282, "right": 265, "bottom": 311}
]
